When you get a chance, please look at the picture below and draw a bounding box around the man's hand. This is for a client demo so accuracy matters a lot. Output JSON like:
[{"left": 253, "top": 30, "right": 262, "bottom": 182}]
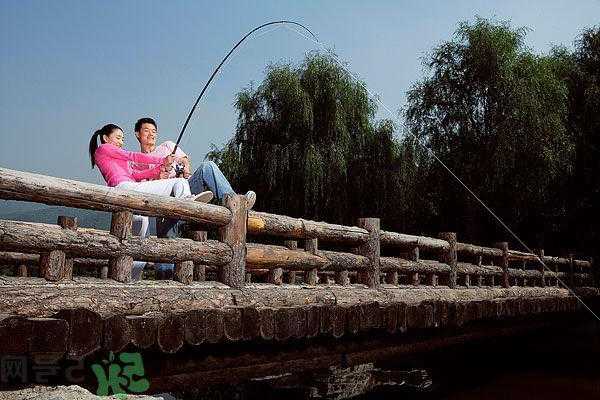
[{"left": 180, "top": 157, "right": 192, "bottom": 179}]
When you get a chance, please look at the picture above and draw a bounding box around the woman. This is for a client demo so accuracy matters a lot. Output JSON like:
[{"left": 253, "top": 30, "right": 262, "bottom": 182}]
[{"left": 88, "top": 124, "right": 212, "bottom": 201}]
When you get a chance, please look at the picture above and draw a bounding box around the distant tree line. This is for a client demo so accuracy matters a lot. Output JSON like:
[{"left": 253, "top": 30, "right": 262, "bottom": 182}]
[{"left": 208, "top": 18, "right": 600, "bottom": 257}]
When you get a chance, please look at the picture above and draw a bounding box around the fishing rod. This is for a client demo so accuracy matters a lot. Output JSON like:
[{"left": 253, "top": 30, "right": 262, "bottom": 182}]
[{"left": 172, "top": 20, "right": 318, "bottom": 160}]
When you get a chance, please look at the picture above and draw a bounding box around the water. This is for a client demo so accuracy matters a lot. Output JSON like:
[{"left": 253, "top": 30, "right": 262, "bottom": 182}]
[{"left": 166, "top": 319, "right": 600, "bottom": 400}]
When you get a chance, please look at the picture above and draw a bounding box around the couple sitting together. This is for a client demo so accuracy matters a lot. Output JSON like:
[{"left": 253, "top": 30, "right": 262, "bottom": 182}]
[{"left": 88, "top": 117, "right": 255, "bottom": 278}]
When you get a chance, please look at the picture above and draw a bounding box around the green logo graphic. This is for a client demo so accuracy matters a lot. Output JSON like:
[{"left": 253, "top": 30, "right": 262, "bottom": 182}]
[{"left": 91, "top": 352, "right": 150, "bottom": 396}]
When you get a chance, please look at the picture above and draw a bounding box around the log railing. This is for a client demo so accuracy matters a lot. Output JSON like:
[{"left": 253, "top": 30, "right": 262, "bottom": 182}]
[{"left": 0, "top": 167, "right": 595, "bottom": 289}]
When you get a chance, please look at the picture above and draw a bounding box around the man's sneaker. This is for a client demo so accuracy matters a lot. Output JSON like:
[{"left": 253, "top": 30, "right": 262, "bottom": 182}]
[
  {"left": 245, "top": 190, "right": 256, "bottom": 210},
  {"left": 187, "top": 191, "right": 214, "bottom": 203}
]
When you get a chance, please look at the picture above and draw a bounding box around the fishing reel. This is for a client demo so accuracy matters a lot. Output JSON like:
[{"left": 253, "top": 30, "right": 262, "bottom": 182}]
[{"left": 175, "top": 162, "right": 185, "bottom": 178}]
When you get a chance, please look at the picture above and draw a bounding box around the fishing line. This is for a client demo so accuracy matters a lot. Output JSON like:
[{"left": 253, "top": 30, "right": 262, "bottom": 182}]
[{"left": 284, "top": 24, "right": 600, "bottom": 321}]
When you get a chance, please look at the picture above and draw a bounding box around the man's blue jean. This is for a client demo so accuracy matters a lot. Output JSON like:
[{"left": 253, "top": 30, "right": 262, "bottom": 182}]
[{"left": 155, "top": 161, "right": 235, "bottom": 273}]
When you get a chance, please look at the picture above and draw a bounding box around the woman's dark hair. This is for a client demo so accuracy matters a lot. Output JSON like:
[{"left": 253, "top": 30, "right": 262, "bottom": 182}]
[{"left": 88, "top": 124, "right": 122, "bottom": 168}]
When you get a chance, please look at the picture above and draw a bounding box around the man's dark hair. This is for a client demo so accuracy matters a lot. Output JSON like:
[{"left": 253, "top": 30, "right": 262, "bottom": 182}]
[{"left": 134, "top": 117, "right": 157, "bottom": 132}]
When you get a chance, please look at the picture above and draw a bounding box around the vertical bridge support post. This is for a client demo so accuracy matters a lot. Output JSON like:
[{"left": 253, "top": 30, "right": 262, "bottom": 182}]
[
  {"left": 357, "top": 218, "right": 380, "bottom": 288},
  {"left": 189, "top": 230, "right": 207, "bottom": 282},
  {"left": 569, "top": 254, "right": 575, "bottom": 288},
  {"left": 439, "top": 232, "right": 457, "bottom": 288},
  {"left": 218, "top": 194, "right": 247, "bottom": 289},
  {"left": 284, "top": 240, "right": 298, "bottom": 284},
  {"left": 494, "top": 242, "right": 510, "bottom": 288},
  {"left": 109, "top": 211, "right": 134, "bottom": 283},
  {"left": 40, "top": 215, "right": 77, "bottom": 281},
  {"left": 536, "top": 249, "right": 545, "bottom": 287},
  {"left": 57, "top": 216, "right": 76, "bottom": 280},
  {"left": 410, "top": 246, "right": 420, "bottom": 286},
  {"left": 304, "top": 238, "right": 319, "bottom": 285}
]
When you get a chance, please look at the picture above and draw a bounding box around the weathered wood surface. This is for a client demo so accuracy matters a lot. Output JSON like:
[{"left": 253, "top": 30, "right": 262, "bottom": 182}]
[
  {"left": 0, "top": 167, "right": 231, "bottom": 226},
  {"left": 456, "top": 242, "right": 502, "bottom": 258},
  {"left": 246, "top": 243, "right": 327, "bottom": 270},
  {"left": 248, "top": 211, "right": 369, "bottom": 244},
  {"left": 0, "top": 251, "right": 108, "bottom": 269},
  {"left": 218, "top": 194, "right": 247, "bottom": 289},
  {"left": 174, "top": 261, "right": 194, "bottom": 285},
  {"left": 39, "top": 250, "right": 68, "bottom": 281},
  {"left": 0, "top": 282, "right": 592, "bottom": 361},
  {"left": 380, "top": 257, "right": 451, "bottom": 274},
  {"left": 439, "top": 232, "right": 458, "bottom": 288},
  {"left": 380, "top": 231, "right": 449, "bottom": 252},
  {"left": 357, "top": 218, "right": 380, "bottom": 288},
  {"left": 457, "top": 262, "right": 503, "bottom": 276},
  {"left": 0, "top": 219, "right": 231, "bottom": 265},
  {"left": 0, "top": 276, "right": 589, "bottom": 318},
  {"left": 495, "top": 242, "right": 510, "bottom": 288}
]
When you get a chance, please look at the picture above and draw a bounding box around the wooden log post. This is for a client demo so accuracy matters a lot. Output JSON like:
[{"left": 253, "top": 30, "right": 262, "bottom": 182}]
[
  {"left": 174, "top": 261, "right": 194, "bottom": 285},
  {"left": 410, "top": 246, "right": 420, "bottom": 286},
  {"left": 464, "top": 274, "right": 471, "bottom": 288},
  {"left": 284, "top": 240, "right": 298, "bottom": 284},
  {"left": 57, "top": 216, "right": 77, "bottom": 280},
  {"left": 386, "top": 270, "right": 398, "bottom": 285},
  {"left": 268, "top": 267, "right": 283, "bottom": 285},
  {"left": 190, "top": 230, "right": 208, "bottom": 282},
  {"left": 357, "top": 218, "right": 380, "bottom": 288},
  {"left": 39, "top": 216, "right": 76, "bottom": 282},
  {"left": 569, "top": 254, "right": 575, "bottom": 288},
  {"left": 109, "top": 211, "right": 134, "bottom": 283},
  {"left": 304, "top": 238, "right": 319, "bottom": 285},
  {"left": 536, "top": 249, "right": 546, "bottom": 287},
  {"left": 494, "top": 242, "right": 510, "bottom": 288},
  {"left": 476, "top": 255, "right": 483, "bottom": 286},
  {"left": 590, "top": 257, "right": 597, "bottom": 288},
  {"left": 439, "top": 232, "right": 457, "bottom": 288},
  {"left": 39, "top": 250, "right": 66, "bottom": 282},
  {"left": 218, "top": 194, "right": 247, "bottom": 289}
]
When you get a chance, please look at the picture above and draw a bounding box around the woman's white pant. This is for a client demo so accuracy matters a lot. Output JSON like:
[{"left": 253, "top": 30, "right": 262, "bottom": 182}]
[
  {"left": 117, "top": 178, "right": 192, "bottom": 281},
  {"left": 116, "top": 178, "right": 191, "bottom": 198}
]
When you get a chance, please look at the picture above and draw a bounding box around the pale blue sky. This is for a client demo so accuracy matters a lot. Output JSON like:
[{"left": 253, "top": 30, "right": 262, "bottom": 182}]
[{"left": 1, "top": 0, "right": 599, "bottom": 185}]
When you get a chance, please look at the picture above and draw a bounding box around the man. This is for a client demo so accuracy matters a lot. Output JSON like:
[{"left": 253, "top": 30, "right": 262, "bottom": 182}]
[
  {"left": 132, "top": 117, "right": 256, "bottom": 279},
  {"left": 132, "top": 117, "right": 256, "bottom": 208}
]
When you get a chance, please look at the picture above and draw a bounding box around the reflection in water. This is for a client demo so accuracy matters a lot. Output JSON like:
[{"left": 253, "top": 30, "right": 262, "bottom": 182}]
[
  {"left": 169, "top": 319, "right": 600, "bottom": 400},
  {"left": 173, "top": 364, "right": 433, "bottom": 400}
]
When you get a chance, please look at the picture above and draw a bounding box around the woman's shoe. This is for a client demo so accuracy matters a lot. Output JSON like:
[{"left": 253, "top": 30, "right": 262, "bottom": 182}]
[
  {"left": 187, "top": 191, "right": 214, "bottom": 203},
  {"left": 245, "top": 190, "right": 256, "bottom": 210}
]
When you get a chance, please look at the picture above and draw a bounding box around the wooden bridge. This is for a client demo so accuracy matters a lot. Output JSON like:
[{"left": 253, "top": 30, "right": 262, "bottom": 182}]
[{"left": 0, "top": 166, "right": 598, "bottom": 392}]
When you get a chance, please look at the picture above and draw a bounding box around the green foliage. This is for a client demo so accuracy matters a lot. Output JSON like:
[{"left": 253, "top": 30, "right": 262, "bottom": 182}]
[
  {"left": 405, "top": 17, "right": 575, "bottom": 244},
  {"left": 210, "top": 52, "right": 413, "bottom": 227},
  {"left": 210, "top": 19, "right": 600, "bottom": 254}
]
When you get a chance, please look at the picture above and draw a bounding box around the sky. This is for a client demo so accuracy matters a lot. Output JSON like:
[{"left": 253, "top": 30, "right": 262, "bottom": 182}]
[{"left": 1, "top": 0, "right": 599, "bottom": 186}]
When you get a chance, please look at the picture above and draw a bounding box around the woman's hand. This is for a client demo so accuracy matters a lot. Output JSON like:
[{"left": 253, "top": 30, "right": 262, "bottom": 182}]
[{"left": 163, "top": 154, "right": 175, "bottom": 170}]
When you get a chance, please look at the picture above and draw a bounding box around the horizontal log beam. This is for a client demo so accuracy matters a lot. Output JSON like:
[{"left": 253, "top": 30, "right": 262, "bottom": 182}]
[
  {"left": 247, "top": 211, "right": 369, "bottom": 244},
  {"left": 380, "top": 257, "right": 451, "bottom": 274},
  {"left": 456, "top": 243, "right": 502, "bottom": 258},
  {"left": 0, "top": 220, "right": 231, "bottom": 265},
  {"left": 0, "top": 251, "right": 108, "bottom": 269},
  {"left": 380, "top": 231, "right": 449, "bottom": 252},
  {"left": 0, "top": 167, "right": 231, "bottom": 226},
  {"left": 246, "top": 243, "right": 327, "bottom": 270},
  {"left": 457, "top": 262, "right": 503, "bottom": 276}
]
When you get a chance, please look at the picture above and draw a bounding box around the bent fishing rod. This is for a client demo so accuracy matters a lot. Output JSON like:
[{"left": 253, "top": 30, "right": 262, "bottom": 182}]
[{"left": 171, "top": 20, "right": 318, "bottom": 158}]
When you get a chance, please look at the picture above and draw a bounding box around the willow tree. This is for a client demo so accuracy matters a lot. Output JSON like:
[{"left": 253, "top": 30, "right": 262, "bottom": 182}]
[
  {"left": 208, "top": 53, "right": 410, "bottom": 227},
  {"left": 404, "top": 18, "right": 575, "bottom": 245}
]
